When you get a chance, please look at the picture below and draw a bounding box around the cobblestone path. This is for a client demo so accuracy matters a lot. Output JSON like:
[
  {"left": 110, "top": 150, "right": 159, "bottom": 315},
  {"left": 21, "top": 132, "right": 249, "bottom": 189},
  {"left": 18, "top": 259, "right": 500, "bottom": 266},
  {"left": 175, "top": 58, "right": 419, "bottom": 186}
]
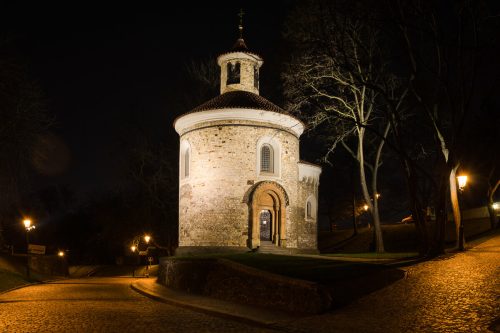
[
  {"left": 0, "top": 277, "right": 276, "bottom": 333},
  {"left": 285, "top": 234, "right": 500, "bottom": 333}
]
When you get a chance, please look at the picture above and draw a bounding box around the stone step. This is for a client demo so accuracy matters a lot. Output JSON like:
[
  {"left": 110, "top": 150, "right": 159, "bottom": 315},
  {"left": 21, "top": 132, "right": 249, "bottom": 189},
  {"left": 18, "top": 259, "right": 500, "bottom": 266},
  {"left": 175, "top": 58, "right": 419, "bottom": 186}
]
[{"left": 257, "top": 242, "right": 290, "bottom": 255}]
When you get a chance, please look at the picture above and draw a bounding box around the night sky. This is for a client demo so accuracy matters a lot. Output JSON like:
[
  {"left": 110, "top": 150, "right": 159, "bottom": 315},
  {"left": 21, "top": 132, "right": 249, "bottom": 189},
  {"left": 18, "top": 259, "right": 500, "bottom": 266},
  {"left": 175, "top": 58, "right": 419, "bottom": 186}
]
[
  {"left": 1, "top": 1, "right": 291, "bottom": 195},
  {"left": 2, "top": 1, "right": 498, "bottom": 226}
]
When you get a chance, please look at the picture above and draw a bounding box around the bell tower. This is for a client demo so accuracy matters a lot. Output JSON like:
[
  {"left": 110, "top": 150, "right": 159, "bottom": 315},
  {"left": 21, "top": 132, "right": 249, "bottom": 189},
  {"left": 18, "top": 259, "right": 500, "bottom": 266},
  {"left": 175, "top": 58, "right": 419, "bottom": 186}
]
[{"left": 217, "top": 10, "right": 263, "bottom": 95}]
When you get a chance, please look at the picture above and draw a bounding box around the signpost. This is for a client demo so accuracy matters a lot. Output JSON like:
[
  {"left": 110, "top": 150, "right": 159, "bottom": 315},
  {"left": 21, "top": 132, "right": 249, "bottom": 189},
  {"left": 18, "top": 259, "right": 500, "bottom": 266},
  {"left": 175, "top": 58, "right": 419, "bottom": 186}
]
[{"left": 28, "top": 244, "right": 46, "bottom": 255}]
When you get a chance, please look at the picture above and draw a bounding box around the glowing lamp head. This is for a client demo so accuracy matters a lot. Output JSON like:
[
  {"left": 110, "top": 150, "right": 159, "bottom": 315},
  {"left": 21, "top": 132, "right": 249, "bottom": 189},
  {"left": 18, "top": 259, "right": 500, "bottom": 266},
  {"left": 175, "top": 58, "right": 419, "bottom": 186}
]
[
  {"left": 457, "top": 175, "right": 468, "bottom": 190},
  {"left": 58, "top": 251, "right": 65, "bottom": 257},
  {"left": 23, "top": 219, "right": 32, "bottom": 229},
  {"left": 375, "top": 193, "right": 381, "bottom": 199},
  {"left": 130, "top": 245, "right": 137, "bottom": 252},
  {"left": 363, "top": 204, "right": 369, "bottom": 211},
  {"left": 144, "top": 235, "right": 151, "bottom": 244},
  {"left": 493, "top": 202, "right": 499, "bottom": 211}
]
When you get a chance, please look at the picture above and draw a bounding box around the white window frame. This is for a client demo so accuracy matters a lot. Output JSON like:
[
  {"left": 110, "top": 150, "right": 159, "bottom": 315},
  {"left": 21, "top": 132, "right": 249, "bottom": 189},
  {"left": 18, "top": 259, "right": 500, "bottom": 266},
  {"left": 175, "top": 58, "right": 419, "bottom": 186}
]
[
  {"left": 256, "top": 136, "right": 281, "bottom": 178},
  {"left": 305, "top": 195, "right": 317, "bottom": 220},
  {"left": 180, "top": 140, "right": 191, "bottom": 180}
]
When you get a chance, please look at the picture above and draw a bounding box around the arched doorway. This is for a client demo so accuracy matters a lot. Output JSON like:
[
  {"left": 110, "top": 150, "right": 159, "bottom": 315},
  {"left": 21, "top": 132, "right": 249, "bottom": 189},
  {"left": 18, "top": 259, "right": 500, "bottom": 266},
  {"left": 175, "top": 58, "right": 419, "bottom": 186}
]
[
  {"left": 259, "top": 210, "right": 272, "bottom": 241},
  {"left": 249, "top": 182, "right": 288, "bottom": 249}
]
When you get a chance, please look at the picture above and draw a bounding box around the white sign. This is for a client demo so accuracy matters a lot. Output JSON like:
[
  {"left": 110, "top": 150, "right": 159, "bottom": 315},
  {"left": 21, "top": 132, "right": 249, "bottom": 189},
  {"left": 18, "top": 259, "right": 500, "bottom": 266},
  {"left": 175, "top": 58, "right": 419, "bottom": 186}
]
[{"left": 28, "top": 244, "right": 46, "bottom": 255}]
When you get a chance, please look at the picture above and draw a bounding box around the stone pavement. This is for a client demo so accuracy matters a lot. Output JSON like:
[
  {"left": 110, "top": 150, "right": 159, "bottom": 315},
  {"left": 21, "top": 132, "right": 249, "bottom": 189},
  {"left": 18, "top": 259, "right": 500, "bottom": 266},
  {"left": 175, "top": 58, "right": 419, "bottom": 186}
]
[
  {"left": 0, "top": 277, "right": 279, "bottom": 333},
  {"left": 131, "top": 279, "right": 295, "bottom": 327}
]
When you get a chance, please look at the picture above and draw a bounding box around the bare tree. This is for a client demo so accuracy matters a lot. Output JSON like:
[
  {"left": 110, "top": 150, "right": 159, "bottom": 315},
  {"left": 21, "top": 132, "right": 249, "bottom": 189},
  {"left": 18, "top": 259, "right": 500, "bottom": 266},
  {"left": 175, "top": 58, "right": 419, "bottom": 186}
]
[
  {"left": 128, "top": 140, "right": 178, "bottom": 255},
  {"left": 181, "top": 57, "right": 219, "bottom": 110},
  {"left": 393, "top": 0, "right": 499, "bottom": 250},
  {"left": 283, "top": 1, "right": 395, "bottom": 252}
]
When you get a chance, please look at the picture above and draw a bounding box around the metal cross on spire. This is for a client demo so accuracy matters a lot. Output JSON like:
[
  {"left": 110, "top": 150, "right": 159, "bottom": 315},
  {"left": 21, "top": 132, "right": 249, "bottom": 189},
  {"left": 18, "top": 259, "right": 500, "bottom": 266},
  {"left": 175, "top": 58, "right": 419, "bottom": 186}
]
[{"left": 238, "top": 9, "right": 244, "bottom": 39}]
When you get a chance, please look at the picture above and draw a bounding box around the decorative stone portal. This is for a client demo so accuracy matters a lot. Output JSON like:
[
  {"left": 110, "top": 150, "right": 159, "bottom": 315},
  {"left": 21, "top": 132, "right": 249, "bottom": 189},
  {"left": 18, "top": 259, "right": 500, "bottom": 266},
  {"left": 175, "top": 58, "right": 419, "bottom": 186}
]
[
  {"left": 249, "top": 182, "right": 288, "bottom": 249},
  {"left": 259, "top": 210, "right": 271, "bottom": 241}
]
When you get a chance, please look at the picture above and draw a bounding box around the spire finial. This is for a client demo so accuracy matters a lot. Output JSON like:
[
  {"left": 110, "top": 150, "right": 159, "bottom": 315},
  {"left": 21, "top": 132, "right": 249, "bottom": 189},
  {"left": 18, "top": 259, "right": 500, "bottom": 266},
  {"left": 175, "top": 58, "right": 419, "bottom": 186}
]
[{"left": 238, "top": 9, "right": 244, "bottom": 39}]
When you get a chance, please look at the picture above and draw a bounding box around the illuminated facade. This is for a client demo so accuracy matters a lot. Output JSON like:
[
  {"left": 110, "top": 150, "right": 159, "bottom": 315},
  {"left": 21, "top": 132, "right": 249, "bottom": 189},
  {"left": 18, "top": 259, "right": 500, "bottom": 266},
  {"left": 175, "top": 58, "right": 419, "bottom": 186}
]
[{"left": 174, "top": 35, "right": 321, "bottom": 254}]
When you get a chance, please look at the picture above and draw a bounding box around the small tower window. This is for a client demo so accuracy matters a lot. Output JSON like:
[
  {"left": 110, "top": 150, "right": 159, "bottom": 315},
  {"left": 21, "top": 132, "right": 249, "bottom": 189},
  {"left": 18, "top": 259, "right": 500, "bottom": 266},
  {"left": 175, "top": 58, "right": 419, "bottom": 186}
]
[
  {"left": 260, "top": 144, "right": 273, "bottom": 173},
  {"left": 227, "top": 62, "right": 240, "bottom": 84},
  {"left": 306, "top": 201, "right": 312, "bottom": 218},
  {"left": 254, "top": 65, "right": 259, "bottom": 89}
]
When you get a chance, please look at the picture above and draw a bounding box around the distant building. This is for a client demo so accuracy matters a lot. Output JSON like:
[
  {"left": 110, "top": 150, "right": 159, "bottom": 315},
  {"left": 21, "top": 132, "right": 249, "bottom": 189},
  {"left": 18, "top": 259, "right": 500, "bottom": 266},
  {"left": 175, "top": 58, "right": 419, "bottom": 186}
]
[{"left": 174, "top": 28, "right": 321, "bottom": 254}]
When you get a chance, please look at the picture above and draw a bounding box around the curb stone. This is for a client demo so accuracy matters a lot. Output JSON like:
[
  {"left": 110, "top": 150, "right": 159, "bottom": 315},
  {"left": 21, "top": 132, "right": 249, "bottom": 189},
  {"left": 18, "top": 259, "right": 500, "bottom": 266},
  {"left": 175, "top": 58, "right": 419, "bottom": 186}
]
[{"left": 130, "top": 281, "right": 293, "bottom": 330}]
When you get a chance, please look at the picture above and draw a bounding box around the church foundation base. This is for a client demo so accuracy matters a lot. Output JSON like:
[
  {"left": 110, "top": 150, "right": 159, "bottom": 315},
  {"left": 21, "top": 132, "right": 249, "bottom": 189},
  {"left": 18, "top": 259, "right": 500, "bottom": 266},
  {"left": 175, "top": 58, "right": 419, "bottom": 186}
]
[
  {"left": 289, "top": 248, "right": 320, "bottom": 255},
  {"left": 174, "top": 246, "right": 250, "bottom": 256}
]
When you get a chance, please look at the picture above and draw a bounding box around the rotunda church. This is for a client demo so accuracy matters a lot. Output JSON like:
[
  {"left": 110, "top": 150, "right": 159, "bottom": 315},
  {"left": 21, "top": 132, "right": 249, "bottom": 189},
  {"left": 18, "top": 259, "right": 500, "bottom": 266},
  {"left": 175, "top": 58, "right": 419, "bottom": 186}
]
[{"left": 174, "top": 30, "right": 321, "bottom": 255}]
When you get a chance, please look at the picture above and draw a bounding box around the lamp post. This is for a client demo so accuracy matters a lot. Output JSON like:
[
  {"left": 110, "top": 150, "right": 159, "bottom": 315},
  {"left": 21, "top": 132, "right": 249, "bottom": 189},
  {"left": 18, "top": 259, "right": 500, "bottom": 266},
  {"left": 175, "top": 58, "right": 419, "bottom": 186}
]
[
  {"left": 457, "top": 175, "right": 468, "bottom": 251},
  {"left": 23, "top": 218, "right": 35, "bottom": 279},
  {"left": 130, "top": 245, "right": 137, "bottom": 277},
  {"left": 144, "top": 235, "right": 152, "bottom": 277},
  {"left": 129, "top": 234, "right": 154, "bottom": 277}
]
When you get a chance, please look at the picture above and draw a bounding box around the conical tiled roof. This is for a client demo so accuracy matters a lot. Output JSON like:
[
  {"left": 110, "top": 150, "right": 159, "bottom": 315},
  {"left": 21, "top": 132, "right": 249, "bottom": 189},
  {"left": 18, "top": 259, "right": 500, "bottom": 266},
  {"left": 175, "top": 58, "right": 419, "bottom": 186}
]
[{"left": 191, "top": 91, "right": 284, "bottom": 113}]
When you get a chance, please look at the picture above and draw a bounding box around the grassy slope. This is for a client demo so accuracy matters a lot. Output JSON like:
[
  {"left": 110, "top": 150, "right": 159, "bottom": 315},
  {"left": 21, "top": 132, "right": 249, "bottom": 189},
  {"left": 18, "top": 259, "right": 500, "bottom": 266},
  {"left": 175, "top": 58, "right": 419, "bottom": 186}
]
[
  {"left": 177, "top": 252, "right": 396, "bottom": 287},
  {"left": 225, "top": 253, "right": 389, "bottom": 285},
  {"left": 0, "top": 256, "right": 30, "bottom": 293},
  {"left": 0, "top": 269, "right": 29, "bottom": 293},
  {"left": 318, "top": 224, "right": 419, "bottom": 254}
]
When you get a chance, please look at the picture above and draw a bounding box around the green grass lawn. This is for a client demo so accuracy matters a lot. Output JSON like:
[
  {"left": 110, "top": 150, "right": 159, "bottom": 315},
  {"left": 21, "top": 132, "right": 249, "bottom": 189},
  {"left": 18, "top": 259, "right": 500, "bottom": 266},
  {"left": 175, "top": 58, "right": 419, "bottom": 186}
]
[
  {"left": 323, "top": 252, "right": 419, "bottom": 259},
  {"left": 177, "top": 252, "right": 398, "bottom": 286}
]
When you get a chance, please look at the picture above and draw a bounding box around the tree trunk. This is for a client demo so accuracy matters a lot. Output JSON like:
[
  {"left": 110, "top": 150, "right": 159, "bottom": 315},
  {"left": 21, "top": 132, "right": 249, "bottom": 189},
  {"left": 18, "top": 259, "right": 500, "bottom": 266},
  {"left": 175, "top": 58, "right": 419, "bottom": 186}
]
[
  {"left": 487, "top": 180, "right": 499, "bottom": 229},
  {"left": 358, "top": 130, "right": 384, "bottom": 253},
  {"left": 429, "top": 164, "right": 448, "bottom": 256},
  {"left": 405, "top": 160, "right": 429, "bottom": 256},
  {"left": 351, "top": 163, "right": 358, "bottom": 236},
  {"left": 448, "top": 165, "right": 463, "bottom": 249}
]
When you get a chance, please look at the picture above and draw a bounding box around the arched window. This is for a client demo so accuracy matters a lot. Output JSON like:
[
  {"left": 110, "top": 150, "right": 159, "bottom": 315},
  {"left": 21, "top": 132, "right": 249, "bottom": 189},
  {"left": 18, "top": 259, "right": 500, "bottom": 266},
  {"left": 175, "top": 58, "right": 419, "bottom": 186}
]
[
  {"left": 260, "top": 144, "right": 273, "bottom": 173},
  {"left": 305, "top": 195, "right": 316, "bottom": 220},
  {"left": 254, "top": 65, "right": 259, "bottom": 89},
  {"left": 180, "top": 141, "right": 191, "bottom": 180},
  {"left": 227, "top": 62, "right": 240, "bottom": 84},
  {"left": 256, "top": 137, "right": 281, "bottom": 177},
  {"left": 306, "top": 201, "right": 312, "bottom": 218}
]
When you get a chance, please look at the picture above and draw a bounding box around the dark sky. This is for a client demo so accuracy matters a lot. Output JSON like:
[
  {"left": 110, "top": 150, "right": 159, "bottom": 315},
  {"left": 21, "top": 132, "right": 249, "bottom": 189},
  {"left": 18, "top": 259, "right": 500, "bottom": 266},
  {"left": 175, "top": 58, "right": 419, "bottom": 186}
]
[{"left": 2, "top": 1, "right": 292, "bottom": 195}]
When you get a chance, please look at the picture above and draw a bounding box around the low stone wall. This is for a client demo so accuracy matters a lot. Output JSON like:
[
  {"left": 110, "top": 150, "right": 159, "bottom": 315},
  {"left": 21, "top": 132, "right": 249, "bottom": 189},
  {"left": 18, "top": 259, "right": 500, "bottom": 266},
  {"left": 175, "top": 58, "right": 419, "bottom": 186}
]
[
  {"left": 444, "top": 218, "right": 492, "bottom": 242},
  {"left": 158, "top": 257, "right": 332, "bottom": 314},
  {"left": 29, "top": 255, "right": 68, "bottom": 277}
]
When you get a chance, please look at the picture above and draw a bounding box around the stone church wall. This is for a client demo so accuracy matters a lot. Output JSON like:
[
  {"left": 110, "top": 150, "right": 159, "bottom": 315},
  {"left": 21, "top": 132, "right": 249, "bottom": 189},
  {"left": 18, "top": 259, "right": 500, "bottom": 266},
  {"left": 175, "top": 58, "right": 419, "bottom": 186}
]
[
  {"left": 178, "top": 119, "right": 302, "bottom": 249},
  {"left": 296, "top": 180, "right": 319, "bottom": 250}
]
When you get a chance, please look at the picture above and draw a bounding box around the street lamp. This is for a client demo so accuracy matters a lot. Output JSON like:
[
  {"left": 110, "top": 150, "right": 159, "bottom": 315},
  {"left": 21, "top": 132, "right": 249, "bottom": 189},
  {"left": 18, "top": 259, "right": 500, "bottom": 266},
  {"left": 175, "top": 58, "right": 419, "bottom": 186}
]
[
  {"left": 457, "top": 175, "right": 468, "bottom": 191},
  {"left": 58, "top": 251, "right": 65, "bottom": 257},
  {"left": 457, "top": 174, "right": 468, "bottom": 251},
  {"left": 22, "top": 218, "right": 35, "bottom": 279},
  {"left": 144, "top": 235, "right": 151, "bottom": 244}
]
